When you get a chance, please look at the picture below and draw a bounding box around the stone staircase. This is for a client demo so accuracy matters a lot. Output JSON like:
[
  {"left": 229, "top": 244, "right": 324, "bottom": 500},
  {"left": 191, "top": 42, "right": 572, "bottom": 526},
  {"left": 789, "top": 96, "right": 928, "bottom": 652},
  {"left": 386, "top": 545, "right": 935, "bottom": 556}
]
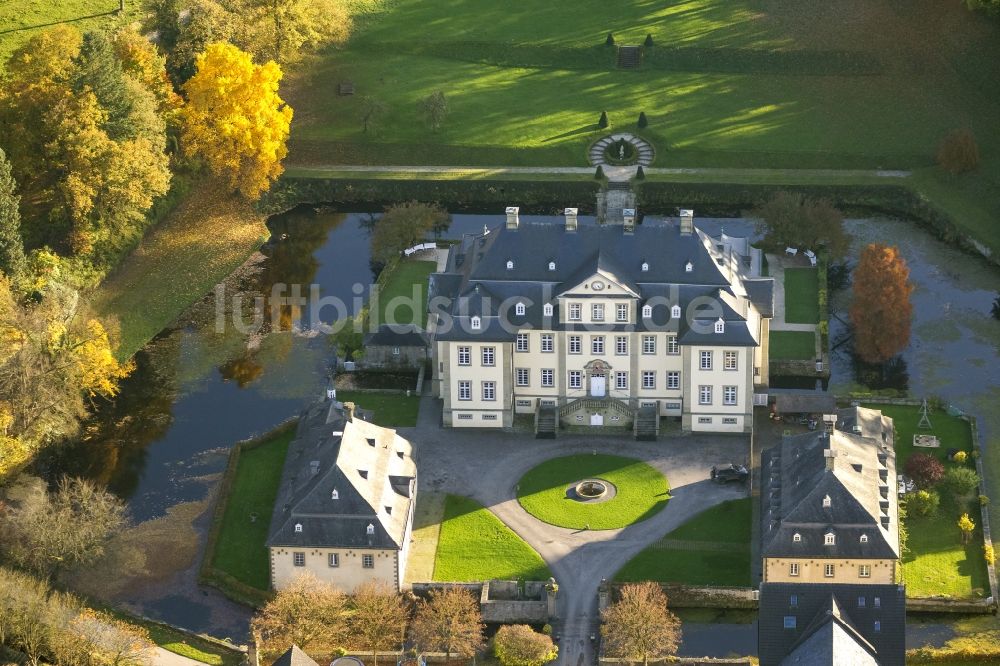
[
  {"left": 617, "top": 46, "right": 642, "bottom": 69},
  {"left": 634, "top": 404, "right": 659, "bottom": 441},
  {"left": 535, "top": 404, "right": 557, "bottom": 439},
  {"left": 559, "top": 396, "right": 633, "bottom": 420}
]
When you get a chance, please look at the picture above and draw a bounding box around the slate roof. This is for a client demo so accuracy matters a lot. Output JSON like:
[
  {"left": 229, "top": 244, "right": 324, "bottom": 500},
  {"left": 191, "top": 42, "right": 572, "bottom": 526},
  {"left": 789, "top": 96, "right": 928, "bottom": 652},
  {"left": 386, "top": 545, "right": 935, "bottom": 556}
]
[
  {"left": 759, "top": 583, "right": 905, "bottom": 666},
  {"left": 761, "top": 406, "right": 899, "bottom": 560},
  {"left": 363, "top": 324, "right": 428, "bottom": 348},
  {"left": 267, "top": 399, "right": 416, "bottom": 551},
  {"left": 431, "top": 218, "right": 770, "bottom": 345},
  {"left": 271, "top": 646, "right": 319, "bottom": 666},
  {"left": 773, "top": 391, "right": 838, "bottom": 415}
]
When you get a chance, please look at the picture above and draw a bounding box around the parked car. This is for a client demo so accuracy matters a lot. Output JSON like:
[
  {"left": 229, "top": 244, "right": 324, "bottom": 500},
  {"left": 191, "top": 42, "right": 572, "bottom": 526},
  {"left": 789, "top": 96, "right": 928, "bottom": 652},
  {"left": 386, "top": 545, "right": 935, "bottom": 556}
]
[{"left": 711, "top": 464, "right": 749, "bottom": 483}]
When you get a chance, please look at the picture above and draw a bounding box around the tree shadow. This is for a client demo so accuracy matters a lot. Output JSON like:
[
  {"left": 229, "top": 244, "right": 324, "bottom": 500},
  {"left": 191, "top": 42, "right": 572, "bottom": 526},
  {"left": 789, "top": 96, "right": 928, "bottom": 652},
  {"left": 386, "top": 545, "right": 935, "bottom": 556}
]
[
  {"left": 542, "top": 123, "right": 600, "bottom": 143},
  {"left": 0, "top": 11, "right": 118, "bottom": 36}
]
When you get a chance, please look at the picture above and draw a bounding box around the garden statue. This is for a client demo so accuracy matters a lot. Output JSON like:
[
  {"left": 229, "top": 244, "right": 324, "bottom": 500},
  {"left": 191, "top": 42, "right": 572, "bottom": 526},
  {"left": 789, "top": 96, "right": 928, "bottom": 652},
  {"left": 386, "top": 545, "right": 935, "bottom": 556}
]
[{"left": 619, "top": 143, "right": 625, "bottom": 159}]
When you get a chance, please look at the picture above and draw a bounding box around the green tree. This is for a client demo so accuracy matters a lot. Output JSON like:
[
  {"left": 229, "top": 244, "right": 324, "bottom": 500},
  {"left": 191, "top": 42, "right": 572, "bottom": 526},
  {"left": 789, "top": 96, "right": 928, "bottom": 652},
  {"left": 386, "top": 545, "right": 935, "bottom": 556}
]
[
  {"left": 908, "top": 489, "right": 940, "bottom": 517},
  {"left": 72, "top": 31, "right": 138, "bottom": 141},
  {"left": 753, "top": 191, "right": 849, "bottom": 259},
  {"left": 942, "top": 467, "right": 981, "bottom": 503},
  {"left": 234, "top": 0, "right": 352, "bottom": 63},
  {"left": 0, "top": 148, "right": 27, "bottom": 282},
  {"left": 422, "top": 91, "right": 449, "bottom": 132},
  {"left": 370, "top": 201, "right": 450, "bottom": 266}
]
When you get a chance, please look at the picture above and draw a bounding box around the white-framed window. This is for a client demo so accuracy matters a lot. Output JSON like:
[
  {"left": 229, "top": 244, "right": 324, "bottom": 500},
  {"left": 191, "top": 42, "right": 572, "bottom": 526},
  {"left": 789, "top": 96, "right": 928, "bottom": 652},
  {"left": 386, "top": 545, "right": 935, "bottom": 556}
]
[
  {"left": 667, "top": 335, "right": 679, "bottom": 354},
  {"left": 392, "top": 346, "right": 400, "bottom": 356},
  {"left": 458, "top": 346, "right": 471, "bottom": 365},
  {"left": 874, "top": 620, "right": 881, "bottom": 633},
  {"left": 541, "top": 369, "right": 554, "bottom": 387},
  {"left": 515, "top": 302, "right": 526, "bottom": 316},
  {"left": 515, "top": 368, "right": 529, "bottom": 387},
  {"left": 698, "top": 416, "right": 712, "bottom": 424},
  {"left": 616, "top": 372, "right": 628, "bottom": 390},
  {"left": 699, "top": 385, "right": 712, "bottom": 405},
  {"left": 700, "top": 350, "right": 713, "bottom": 370},
  {"left": 458, "top": 381, "right": 471, "bottom": 401},
  {"left": 482, "top": 346, "right": 495, "bottom": 366},
  {"left": 482, "top": 413, "right": 498, "bottom": 420},
  {"left": 482, "top": 381, "right": 496, "bottom": 401},
  {"left": 789, "top": 562, "right": 799, "bottom": 576},
  {"left": 328, "top": 553, "right": 339, "bottom": 568},
  {"left": 592, "top": 303, "right": 604, "bottom": 321},
  {"left": 723, "top": 385, "right": 737, "bottom": 406},
  {"left": 293, "top": 552, "right": 305, "bottom": 567},
  {"left": 823, "top": 495, "right": 832, "bottom": 508},
  {"left": 456, "top": 413, "right": 473, "bottom": 420},
  {"left": 642, "top": 335, "right": 656, "bottom": 354},
  {"left": 685, "top": 261, "right": 693, "bottom": 273},
  {"left": 362, "top": 554, "right": 375, "bottom": 569},
  {"left": 569, "top": 371, "right": 582, "bottom": 389},
  {"left": 722, "top": 417, "right": 738, "bottom": 424},
  {"left": 616, "top": 303, "right": 628, "bottom": 322},
  {"left": 294, "top": 523, "right": 303, "bottom": 533},
  {"left": 548, "top": 261, "right": 556, "bottom": 271},
  {"left": 667, "top": 371, "right": 680, "bottom": 390},
  {"left": 331, "top": 489, "right": 339, "bottom": 500},
  {"left": 790, "top": 594, "right": 798, "bottom": 608},
  {"left": 671, "top": 304, "right": 681, "bottom": 319},
  {"left": 471, "top": 316, "right": 481, "bottom": 330},
  {"left": 569, "top": 303, "right": 581, "bottom": 321},
  {"left": 783, "top": 616, "right": 796, "bottom": 630},
  {"left": 642, "top": 304, "right": 652, "bottom": 318},
  {"left": 859, "top": 564, "right": 871, "bottom": 578},
  {"left": 724, "top": 350, "right": 738, "bottom": 370},
  {"left": 824, "top": 532, "right": 836, "bottom": 546},
  {"left": 367, "top": 523, "right": 375, "bottom": 535},
  {"left": 543, "top": 303, "right": 553, "bottom": 317},
  {"left": 641, "top": 261, "right": 649, "bottom": 272},
  {"left": 615, "top": 336, "right": 628, "bottom": 355},
  {"left": 541, "top": 334, "right": 554, "bottom": 352},
  {"left": 516, "top": 333, "right": 529, "bottom": 352},
  {"left": 860, "top": 534, "right": 869, "bottom": 543},
  {"left": 642, "top": 371, "right": 656, "bottom": 389},
  {"left": 506, "top": 259, "right": 514, "bottom": 270},
  {"left": 824, "top": 563, "right": 835, "bottom": 578},
  {"left": 874, "top": 597, "right": 881, "bottom": 609},
  {"left": 592, "top": 336, "right": 605, "bottom": 354},
  {"left": 569, "top": 335, "right": 582, "bottom": 354},
  {"left": 858, "top": 596, "right": 866, "bottom": 608},
  {"left": 793, "top": 533, "right": 802, "bottom": 542},
  {"left": 715, "top": 318, "right": 725, "bottom": 334}
]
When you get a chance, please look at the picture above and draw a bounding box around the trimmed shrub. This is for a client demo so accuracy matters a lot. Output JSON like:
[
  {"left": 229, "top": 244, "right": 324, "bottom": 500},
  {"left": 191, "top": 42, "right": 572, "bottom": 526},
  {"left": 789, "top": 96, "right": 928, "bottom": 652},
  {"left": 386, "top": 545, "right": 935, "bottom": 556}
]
[
  {"left": 637, "top": 111, "right": 648, "bottom": 128},
  {"left": 979, "top": 494, "right": 990, "bottom": 506},
  {"left": 905, "top": 453, "right": 945, "bottom": 489},
  {"left": 985, "top": 544, "right": 996, "bottom": 566},
  {"left": 644, "top": 33, "right": 654, "bottom": 47},
  {"left": 943, "top": 466, "right": 981, "bottom": 502},
  {"left": 953, "top": 450, "right": 968, "bottom": 463},
  {"left": 595, "top": 165, "right": 605, "bottom": 180},
  {"left": 494, "top": 625, "right": 558, "bottom": 666},
  {"left": 908, "top": 489, "right": 940, "bottom": 517},
  {"left": 635, "top": 165, "right": 646, "bottom": 180},
  {"left": 598, "top": 111, "right": 609, "bottom": 129},
  {"left": 937, "top": 128, "right": 980, "bottom": 174},
  {"left": 606, "top": 33, "right": 615, "bottom": 46}
]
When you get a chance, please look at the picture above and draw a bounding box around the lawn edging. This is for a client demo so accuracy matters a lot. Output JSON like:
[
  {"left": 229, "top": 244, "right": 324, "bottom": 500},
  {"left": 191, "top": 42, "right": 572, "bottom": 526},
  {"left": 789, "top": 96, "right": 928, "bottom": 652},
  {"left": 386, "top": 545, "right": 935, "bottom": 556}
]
[{"left": 199, "top": 420, "right": 300, "bottom": 608}]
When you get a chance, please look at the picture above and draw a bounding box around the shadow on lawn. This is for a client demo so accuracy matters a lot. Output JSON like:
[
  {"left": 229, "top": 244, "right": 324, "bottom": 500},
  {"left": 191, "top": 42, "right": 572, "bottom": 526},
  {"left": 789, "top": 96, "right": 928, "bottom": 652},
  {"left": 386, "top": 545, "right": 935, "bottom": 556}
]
[
  {"left": 542, "top": 123, "right": 600, "bottom": 142},
  {"left": 0, "top": 11, "right": 117, "bottom": 35}
]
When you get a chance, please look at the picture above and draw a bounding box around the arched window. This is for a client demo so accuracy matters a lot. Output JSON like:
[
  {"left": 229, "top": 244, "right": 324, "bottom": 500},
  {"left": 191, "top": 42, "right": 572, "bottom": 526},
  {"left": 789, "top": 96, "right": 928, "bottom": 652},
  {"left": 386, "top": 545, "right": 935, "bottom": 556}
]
[
  {"left": 515, "top": 302, "right": 526, "bottom": 316},
  {"left": 641, "top": 261, "right": 649, "bottom": 272},
  {"left": 671, "top": 305, "right": 681, "bottom": 320},
  {"left": 294, "top": 523, "right": 303, "bottom": 533},
  {"left": 793, "top": 533, "right": 802, "bottom": 543},
  {"left": 506, "top": 259, "right": 514, "bottom": 270},
  {"left": 548, "top": 261, "right": 556, "bottom": 271},
  {"left": 471, "top": 316, "right": 481, "bottom": 330},
  {"left": 543, "top": 303, "right": 553, "bottom": 317},
  {"left": 715, "top": 318, "right": 725, "bottom": 334},
  {"left": 642, "top": 304, "right": 652, "bottom": 318}
]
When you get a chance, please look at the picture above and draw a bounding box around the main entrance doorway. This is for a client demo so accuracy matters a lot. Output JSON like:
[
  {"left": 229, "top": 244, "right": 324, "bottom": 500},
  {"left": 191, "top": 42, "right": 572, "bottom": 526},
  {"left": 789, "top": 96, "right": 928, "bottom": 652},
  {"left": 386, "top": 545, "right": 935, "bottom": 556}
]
[{"left": 590, "top": 373, "right": 606, "bottom": 397}]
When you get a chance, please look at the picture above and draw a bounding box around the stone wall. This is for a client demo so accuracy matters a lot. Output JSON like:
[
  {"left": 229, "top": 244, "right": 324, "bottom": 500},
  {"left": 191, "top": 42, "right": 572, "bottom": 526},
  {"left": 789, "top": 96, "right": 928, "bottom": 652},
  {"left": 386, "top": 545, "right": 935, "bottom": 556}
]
[{"left": 411, "top": 580, "right": 556, "bottom": 623}]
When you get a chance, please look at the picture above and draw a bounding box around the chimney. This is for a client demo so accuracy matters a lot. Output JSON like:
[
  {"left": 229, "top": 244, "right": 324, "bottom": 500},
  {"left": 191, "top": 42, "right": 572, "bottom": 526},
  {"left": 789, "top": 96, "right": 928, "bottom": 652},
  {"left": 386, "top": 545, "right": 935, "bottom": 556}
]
[
  {"left": 505, "top": 206, "right": 520, "bottom": 229},
  {"left": 623, "top": 208, "right": 635, "bottom": 233},
  {"left": 823, "top": 414, "right": 837, "bottom": 434},
  {"left": 564, "top": 207, "right": 578, "bottom": 232},
  {"left": 824, "top": 447, "right": 836, "bottom": 471},
  {"left": 343, "top": 401, "right": 356, "bottom": 422},
  {"left": 679, "top": 209, "right": 694, "bottom": 235}
]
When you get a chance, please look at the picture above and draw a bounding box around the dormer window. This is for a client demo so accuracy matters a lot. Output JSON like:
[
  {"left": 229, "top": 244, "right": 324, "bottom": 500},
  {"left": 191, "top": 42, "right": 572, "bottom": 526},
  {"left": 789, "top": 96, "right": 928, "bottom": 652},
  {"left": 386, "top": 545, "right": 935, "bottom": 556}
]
[
  {"left": 515, "top": 302, "right": 526, "bottom": 316},
  {"left": 548, "top": 261, "right": 556, "bottom": 271},
  {"left": 543, "top": 303, "right": 553, "bottom": 317},
  {"left": 685, "top": 261, "right": 693, "bottom": 272},
  {"left": 366, "top": 523, "right": 375, "bottom": 536},
  {"left": 825, "top": 532, "right": 836, "bottom": 545},
  {"left": 793, "top": 533, "right": 802, "bottom": 542},
  {"left": 331, "top": 489, "right": 339, "bottom": 500},
  {"left": 714, "top": 318, "right": 725, "bottom": 334},
  {"left": 294, "top": 523, "right": 303, "bottom": 533},
  {"left": 471, "top": 316, "right": 481, "bottom": 330},
  {"left": 822, "top": 494, "right": 831, "bottom": 508},
  {"left": 641, "top": 261, "right": 649, "bottom": 272},
  {"left": 506, "top": 259, "right": 514, "bottom": 270},
  {"left": 671, "top": 305, "right": 681, "bottom": 319},
  {"left": 860, "top": 534, "right": 868, "bottom": 543},
  {"left": 642, "top": 304, "right": 652, "bottom": 318}
]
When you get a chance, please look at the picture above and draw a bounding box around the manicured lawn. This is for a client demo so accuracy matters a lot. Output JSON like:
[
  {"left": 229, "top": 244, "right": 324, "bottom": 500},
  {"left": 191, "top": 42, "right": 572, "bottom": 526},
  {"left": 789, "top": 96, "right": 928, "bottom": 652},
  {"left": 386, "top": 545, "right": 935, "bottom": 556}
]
[
  {"left": 433, "top": 494, "right": 551, "bottom": 581},
  {"left": 782, "top": 267, "right": 819, "bottom": 325},
  {"left": 211, "top": 426, "right": 295, "bottom": 591},
  {"left": 770, "top": 330, "right": 816, "bottom": 360},
  {"left": 375, "top": 260, "right": 436, "bottom": 328},
  {"left": 517, "top": 454, "right": 670, "bottom": 530},
  {"left": 616, "top": 499, "right": 753, "bottom": 587},
  {"left": 0, "top": 1, "right": 139, "bottom": 63},
  {"left": 336, "top": 390, "right": 420, "bottom": 427}
]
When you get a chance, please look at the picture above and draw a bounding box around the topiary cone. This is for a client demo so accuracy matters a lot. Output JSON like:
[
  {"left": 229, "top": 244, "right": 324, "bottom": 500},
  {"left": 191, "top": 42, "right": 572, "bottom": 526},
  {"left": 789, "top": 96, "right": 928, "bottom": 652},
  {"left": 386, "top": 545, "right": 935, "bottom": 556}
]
[
  {"left": 638, "top": 111, "right": 648, "bottom": 128},
  {"left": 598, "top": 111, "right": 609, "bottom": 129},
  {"left": 606, "top": 32, "right": 615, "bottom": 46}
]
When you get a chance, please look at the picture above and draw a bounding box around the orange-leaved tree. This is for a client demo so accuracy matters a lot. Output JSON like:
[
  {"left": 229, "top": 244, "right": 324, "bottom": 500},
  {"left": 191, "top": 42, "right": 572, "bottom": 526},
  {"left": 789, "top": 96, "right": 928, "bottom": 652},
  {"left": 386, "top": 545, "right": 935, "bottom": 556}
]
[
  {"left": 181, "top": 42, "right": 292, "bottom": 200},
  {"left": 850, "top": 243, "right": 913, "bottom": 364}
]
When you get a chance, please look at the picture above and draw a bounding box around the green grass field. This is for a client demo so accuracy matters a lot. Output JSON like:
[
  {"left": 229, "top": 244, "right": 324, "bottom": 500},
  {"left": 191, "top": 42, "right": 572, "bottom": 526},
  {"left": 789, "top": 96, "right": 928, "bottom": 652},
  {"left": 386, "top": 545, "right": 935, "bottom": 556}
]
[
  {"left": 770, "top": 330, "right": 816, "bottom": 360},
  {"left": 433, "top": 494, "right": 551, "bottom": 581},
  {"left": 865, "top": 404, "right": 989, "bottom": 598},
  {"left": 782, "top": 267, "right": 819, "bottom": 325},
  {"left": 516, "top": 454, "right": 670, "bottom": 530},
  {"left": 0, "top": 1, "right": 140, "bottom": 63},
  {"left": 336, "top": 390, "right": 420, "bottom": 427},
  {"left": 375, "top": 260, "right": 436, "bottom": 328},
  {"left": 210, "top": 427, "right": 295, "bottom": 591},
  {"left": 616, "top": 499, "right": 752, "bottom": 586}
]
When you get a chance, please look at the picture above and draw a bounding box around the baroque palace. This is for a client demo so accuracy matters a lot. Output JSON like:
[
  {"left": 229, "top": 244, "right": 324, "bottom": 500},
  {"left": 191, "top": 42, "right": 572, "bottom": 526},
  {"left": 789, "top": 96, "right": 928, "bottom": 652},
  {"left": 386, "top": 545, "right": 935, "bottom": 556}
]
[{"left": 428, "top": 208, "right": 774, "bottom": 434}]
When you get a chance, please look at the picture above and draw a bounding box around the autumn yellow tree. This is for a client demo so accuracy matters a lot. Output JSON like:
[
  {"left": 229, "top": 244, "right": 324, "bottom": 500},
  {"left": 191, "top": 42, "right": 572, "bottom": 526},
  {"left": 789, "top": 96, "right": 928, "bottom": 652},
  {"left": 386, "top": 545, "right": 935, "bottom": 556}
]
[
  {"left": 958, "top": 513, "right": 976, "bottom": 545},
  {"left": 850, "top": 243, "right": 914, "bottom": 364},
  {"left": 181, "top": 42, "right": 293, "bottom": 200}
]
